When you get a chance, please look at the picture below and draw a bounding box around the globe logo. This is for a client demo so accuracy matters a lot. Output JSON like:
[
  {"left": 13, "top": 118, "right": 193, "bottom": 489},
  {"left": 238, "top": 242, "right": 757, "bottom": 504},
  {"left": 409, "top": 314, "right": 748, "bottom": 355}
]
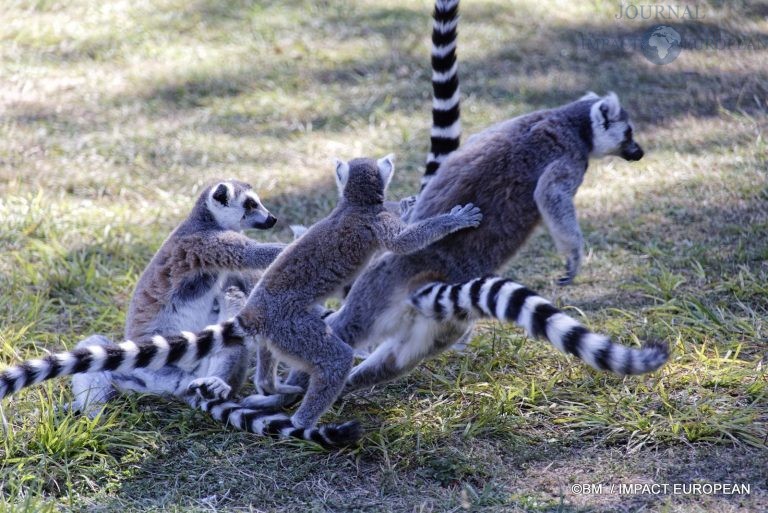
[{"left": 642, "top": 25, "right": 682, "bottom": 65}]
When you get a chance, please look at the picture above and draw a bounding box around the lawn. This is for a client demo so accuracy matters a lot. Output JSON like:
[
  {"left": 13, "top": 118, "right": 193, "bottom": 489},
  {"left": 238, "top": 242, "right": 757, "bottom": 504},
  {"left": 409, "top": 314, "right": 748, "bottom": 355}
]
[{"left": 0, "top": 0, "right": 766, "bottom": 511}]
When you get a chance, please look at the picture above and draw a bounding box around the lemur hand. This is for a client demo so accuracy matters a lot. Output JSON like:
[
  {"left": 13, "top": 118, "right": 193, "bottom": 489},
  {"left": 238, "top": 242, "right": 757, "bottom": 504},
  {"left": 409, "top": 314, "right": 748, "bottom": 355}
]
[
  {"left": 448, "top": 203, "right": 483, "bottom": 229},
  {"left": 399, "top": 195, "right": 418, "bottom": 221}
]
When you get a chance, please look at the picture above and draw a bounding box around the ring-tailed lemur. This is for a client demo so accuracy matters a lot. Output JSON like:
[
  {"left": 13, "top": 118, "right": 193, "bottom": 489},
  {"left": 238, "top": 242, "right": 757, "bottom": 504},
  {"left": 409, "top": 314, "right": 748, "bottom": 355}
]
[
  {"left": 315, "top": 0, "right": 660, "bottom": 392},
  {"left": 0, "top": 157, "right": 482, "bottom": 446},
  {"left": 0, "top": 181, "right": 359, "bottom": 448},
  {"left": 257, "top": 1, "right": 662, "bottom": 407},
  {"left": 67, "top": 180, "right": 284, "bottom": 417},
  {"left": 233, "top": 156, "right": 481, "bottom": 427}
]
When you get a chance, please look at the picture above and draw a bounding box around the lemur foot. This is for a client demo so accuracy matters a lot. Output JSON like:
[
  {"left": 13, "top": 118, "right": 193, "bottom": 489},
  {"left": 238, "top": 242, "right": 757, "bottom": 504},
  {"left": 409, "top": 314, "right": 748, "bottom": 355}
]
[
  {"left": 557, "top": 250, "right": 581, "bottom": 286},
  {"left": 187, "top": 377, "right": 232, "bottom": 400},
  {"left": 255, "top": 379, "right": 305, "bottom": 396},
  {"left": 240, "top": 393, "right": 296, "bottom": 409}
]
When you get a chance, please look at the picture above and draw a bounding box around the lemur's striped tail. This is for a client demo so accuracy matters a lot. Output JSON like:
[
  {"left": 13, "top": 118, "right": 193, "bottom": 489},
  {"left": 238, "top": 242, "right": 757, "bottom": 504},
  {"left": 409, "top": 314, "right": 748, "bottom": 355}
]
[
  {"left": 410, "top": 277, "right": 669, "bottom": 375},
  {"left": 0, "top": 322, "right": 242, "bottom": 400},
  {"left": 197, "top": 399, "right": 362, "bottom": 448},
  {"left": 423, "top": 0, "right": 461, "bottom": 189}
]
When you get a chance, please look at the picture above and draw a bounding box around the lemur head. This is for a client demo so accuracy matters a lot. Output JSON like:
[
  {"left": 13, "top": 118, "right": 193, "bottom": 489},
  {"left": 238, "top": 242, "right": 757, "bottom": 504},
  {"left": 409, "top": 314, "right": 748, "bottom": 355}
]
[
  {"left": 585, "top": 92, "right": 644, "bottom": 161},
  {"left": 333, "top": 155, "right": 395, "bottom": 205},
  {"left": 205, "top": 180, "right": 277, "bottom": 231}
]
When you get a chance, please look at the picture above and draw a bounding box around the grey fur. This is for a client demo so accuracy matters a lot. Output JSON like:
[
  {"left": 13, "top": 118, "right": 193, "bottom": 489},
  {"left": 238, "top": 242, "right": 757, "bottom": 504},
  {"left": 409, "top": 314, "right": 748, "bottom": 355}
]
[
  {"left": 235, "top": 155, "right": 482, "bottom": 429},
  {"left": 71, "top": 180, "right": 283, "bottom": 415},
  {"left": 310, "top": 92, "right": 652, "bottom": 393}
]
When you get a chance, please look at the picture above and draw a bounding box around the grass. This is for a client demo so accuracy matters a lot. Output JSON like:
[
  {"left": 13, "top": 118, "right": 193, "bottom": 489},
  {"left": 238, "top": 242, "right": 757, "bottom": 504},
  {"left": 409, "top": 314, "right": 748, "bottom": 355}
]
[{"left": 0, "top": 0, "right": 766, "bottom": 511}]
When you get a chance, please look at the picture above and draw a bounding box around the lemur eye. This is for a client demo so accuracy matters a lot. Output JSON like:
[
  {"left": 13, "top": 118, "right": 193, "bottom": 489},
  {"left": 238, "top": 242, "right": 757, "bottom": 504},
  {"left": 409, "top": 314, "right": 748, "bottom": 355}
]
[
  {"left": 243, "top": 198, "right": 258, "bottom": 211},
  {"left": 624, "top": 127, "right": 633, "bottom": 140}
]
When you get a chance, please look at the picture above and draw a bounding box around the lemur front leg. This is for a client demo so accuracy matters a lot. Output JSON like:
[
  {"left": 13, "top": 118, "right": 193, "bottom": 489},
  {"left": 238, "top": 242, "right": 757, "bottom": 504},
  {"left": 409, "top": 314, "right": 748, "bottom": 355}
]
[
  {"left": 534, "top": 158, "right": 586, "bottom": 286},
  {"left": 173, "top": 233, "right": 286, "bottom": 276},
  {"left": 251, "top": 342, "right": 305, "bottom": 396},
  {"left": 377, "top": 203, "right": 482, "bottom": 254}
]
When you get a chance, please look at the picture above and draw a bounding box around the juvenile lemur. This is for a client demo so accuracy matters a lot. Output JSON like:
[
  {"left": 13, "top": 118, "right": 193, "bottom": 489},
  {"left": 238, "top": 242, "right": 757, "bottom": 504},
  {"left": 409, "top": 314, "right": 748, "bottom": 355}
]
[
  {"left": 313, "top": 0, "right": 665, "bottom": 394},
  {"left": 0, "top": 157, "right": 482, "bottom": 446},
  {"left": 68, "top": 180, "right": 283, "bottom": 415}
]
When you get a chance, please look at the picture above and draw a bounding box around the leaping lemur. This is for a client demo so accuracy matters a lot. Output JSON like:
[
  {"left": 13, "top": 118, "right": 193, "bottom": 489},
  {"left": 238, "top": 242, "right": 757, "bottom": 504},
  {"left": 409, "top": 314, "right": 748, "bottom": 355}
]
[
  {"left": 315, "top": 0, "right": 664, "bottom": 394},
  {"left": 67, "top": 181, "right": 283, "bottom": 415},
  {"left": 0, "top": 158, "right": 483, "bottom": 447}
]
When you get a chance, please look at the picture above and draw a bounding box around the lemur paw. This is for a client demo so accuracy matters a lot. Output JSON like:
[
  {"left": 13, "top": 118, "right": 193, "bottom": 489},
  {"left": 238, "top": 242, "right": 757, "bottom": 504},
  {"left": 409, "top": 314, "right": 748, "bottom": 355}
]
[
  {"left": 188, "top": 377, "right": 232, "bottom": 400},
  {"left": 241, "top": 393, "right": 291, "bottom": 409},
  {"left": 290, "top": 224, "right": 309, "bottom": 240},
  {"left": 255, "top": 379, "right": 304, "bottom": 396},
  {"left": 557, "top": 252, "right": 581, "bottom": 286},
  {"left": 449, "top": 203, "right": 483, "bottom": 228},
  {"left": 399, "top": 195, "right": 418, "bottom": 220}
]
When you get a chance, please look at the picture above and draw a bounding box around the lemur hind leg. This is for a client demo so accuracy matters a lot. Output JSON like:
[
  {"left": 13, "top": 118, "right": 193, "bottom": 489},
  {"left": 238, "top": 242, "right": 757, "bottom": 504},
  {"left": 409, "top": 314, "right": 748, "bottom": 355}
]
[
  {"left": 250, "top": 303, "right": 329, "bottom": 397},
  {"left": 246, "top": 312, "right": 353, "bottom": 428},
  {"left": 69, "top": 335, "right": 119, "bottom": 418},
  {"left": 345, "top": 318, "right": 472, "bottom": 392}
]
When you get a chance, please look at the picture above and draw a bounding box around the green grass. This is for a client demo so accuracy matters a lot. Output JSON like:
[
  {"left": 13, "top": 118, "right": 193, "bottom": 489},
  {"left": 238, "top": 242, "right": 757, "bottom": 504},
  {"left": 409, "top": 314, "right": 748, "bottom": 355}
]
[{"left": 1, "top": 0, "right": 766, "bottom": 511}]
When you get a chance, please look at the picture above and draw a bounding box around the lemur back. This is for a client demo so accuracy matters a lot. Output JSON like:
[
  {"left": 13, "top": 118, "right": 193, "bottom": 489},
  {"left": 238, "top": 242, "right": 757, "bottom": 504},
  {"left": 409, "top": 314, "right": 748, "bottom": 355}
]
[{"left": 0, "top": 157, "right": 482, "bottom": 447}]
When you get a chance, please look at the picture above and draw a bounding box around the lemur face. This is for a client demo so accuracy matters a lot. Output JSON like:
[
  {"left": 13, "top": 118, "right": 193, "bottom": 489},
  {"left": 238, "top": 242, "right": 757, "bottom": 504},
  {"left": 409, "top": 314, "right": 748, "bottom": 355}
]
[
  {"left": 207, "top": 181, "right": 277, "bottom": 231},
  {"left": 588, "top": 93, "right": 644, "bottom": 161}
]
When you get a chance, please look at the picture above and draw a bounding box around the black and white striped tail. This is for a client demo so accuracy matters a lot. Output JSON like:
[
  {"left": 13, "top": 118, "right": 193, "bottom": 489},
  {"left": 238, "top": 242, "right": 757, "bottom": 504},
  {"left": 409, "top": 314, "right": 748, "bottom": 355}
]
[
  {"left": 423, "top": 0, "right": 461, "bottom": 189},
  {"left": 198, "top": 399, "right": 362, "bottom": 448},
  {"left": 410, "top": 277, "right": 669, "bottom": 375},
  {"left": 0, "top": 321, "right": 243, "bottom": 400}
]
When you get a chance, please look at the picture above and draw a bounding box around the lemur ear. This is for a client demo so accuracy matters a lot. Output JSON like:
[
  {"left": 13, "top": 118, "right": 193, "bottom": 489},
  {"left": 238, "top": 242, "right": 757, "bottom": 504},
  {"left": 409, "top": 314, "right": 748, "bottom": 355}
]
[
  {"left": 592, "top": 92, "right": 622, "bottom": 131},
  {"left": 376, "top": 154, "right": 395, "bottom": 189},
  {"left": 601, "top": 92, "right": 621, "bottom": 120},
  {"left": 579, "top": 91, "right": 600, "bottom": 102},
  {"left": 211, "top": 183, "right": 231, "bottom": 206},
  {"left": 333, "top": 158, "right": 350, "bottom": 193}
]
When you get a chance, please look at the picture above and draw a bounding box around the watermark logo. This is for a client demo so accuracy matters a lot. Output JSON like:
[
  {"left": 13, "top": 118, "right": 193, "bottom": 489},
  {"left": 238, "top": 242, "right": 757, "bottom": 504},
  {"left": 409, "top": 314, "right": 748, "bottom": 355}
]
[
  {"left": 641, "top": 25, "right": 683, "bottom": 64},
  {"left": 616, "top": 2, "right": 705, "bottom": 20}
]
